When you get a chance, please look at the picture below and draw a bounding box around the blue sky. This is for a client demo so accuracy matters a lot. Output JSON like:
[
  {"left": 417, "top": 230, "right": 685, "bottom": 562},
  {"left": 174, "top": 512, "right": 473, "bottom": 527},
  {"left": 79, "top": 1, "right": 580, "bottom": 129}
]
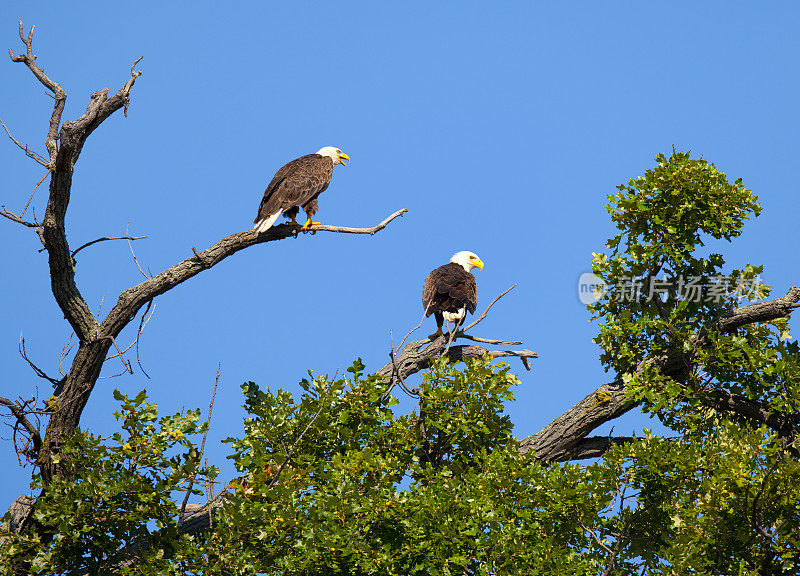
[{"left": 1, "top": 2, "right": 798, "bottom": 501}]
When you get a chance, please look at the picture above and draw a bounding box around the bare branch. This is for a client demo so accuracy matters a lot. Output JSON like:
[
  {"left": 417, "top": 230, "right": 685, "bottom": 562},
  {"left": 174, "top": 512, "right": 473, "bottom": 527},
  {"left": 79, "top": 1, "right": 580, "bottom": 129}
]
[
  {"left": 394, "top": 308, "right": 428, "bottom": 357},
  {"left": 547, "top": 436, "right": 636, "bottom": 462},
  {"left": 71, "top": 235, "right": 147, "bottom": 261},
  {"left": 267, "top": 391, "right": 328, "bottom": 488},
  {"left": 303, "top": 208, "right": 406, "bottom": 235},
  {"left": 8, "top": 21, "right": 66, "bottom": 165},
  {"left": 18, "top": 334, "right": 61, "bottom": 386},
  {"left": 178, "top": 364, "right": 220, "bottom": 530},
  {"left": 0, "top": 118, "right": 50, "bottom": 167},
  {"left": 21, "top": 169, "right": 51, "bottom": 219},
  {"left": 57, "top": 334, "right": 75, "bottom": 377},
  {"left": 103, "top": 335, "right": 133, "bottom": 375},
  {"left": 124, "top": 57, "right": 143, "bottom": 117},
  {"left": 0, "top": 205, "right": 40, "bottom": 227},
  {"left": 126, "top": 223, "right": 151, "bottom": 279},
  {"left": 101, "top": 210, "right": 408, "bottom": 337},
  {"left": 135, "top": 300, "right": 155, "bottom": 378},
  {"left": 455, "top": 334, "right": 523, "bottom": 346},
  {"left": 377, "top": 338, "right": 537, "bottom": 387},
  {"left": 379, "top": 285, "right": 536, "bottom": 390},
  {"left": 386, "top": 330, "right": 419, "bottom": 399},
  {"left": 0, "top": 396, "right": 42, "bottom": 457},
  {"left": 462, "top": 284, "right": 517, "bottom": 332}
]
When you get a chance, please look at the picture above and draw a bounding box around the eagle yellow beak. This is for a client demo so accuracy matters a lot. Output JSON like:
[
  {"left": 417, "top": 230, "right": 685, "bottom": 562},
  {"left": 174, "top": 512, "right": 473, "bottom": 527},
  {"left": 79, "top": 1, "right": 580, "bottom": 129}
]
[
  {"left": 338, "top": 152, "right": 350, "bottom": 166},
  {"left": 474, "top": 258, "right": 485, "bottom": 270}
]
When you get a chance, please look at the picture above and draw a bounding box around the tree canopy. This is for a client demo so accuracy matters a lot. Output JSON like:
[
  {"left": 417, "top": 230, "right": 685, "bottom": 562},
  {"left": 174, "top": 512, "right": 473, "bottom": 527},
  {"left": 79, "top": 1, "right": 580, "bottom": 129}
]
[{"left": 3, "top": 143, "right": 799, "bottom": 574}]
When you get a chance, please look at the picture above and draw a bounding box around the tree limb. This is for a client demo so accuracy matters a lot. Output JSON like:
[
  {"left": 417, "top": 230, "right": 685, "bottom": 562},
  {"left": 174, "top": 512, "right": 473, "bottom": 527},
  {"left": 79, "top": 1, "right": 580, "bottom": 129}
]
[
  {"left": 378, "top": 285, "right": 535, "bottom": 394},
  {"left": 546, "top": 435, "right": 636, "bottom": 462},
  {"left": 0, "top": 396, "right": 42, "bottom": 456},
  {"left": 19, "top": 335, "right": 62, "bottom": 386},
  {"left": 100, "top": 210, "right": 407, "bottom": 338},
  {"left": 521, "top": 286, "right": 800, "bottom": 461},
  {"left": 8, "top": 21, "right": 66, "bottom": 166},
  {"left": 0, "top": 205, "right": 40, "bottom": 227},
  {"left": 377, "top": 338, "right": 537, "bottom": 387},
  {"left": 0, "top": 118, "right": 50, "bottom": 167},
  {"left": 70, "top": 235, "right": 147, "bottom": 261}
]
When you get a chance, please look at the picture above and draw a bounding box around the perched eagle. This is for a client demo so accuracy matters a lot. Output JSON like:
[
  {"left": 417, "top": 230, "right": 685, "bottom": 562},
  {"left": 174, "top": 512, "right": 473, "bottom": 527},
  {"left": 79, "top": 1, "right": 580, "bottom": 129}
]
[
  {"left": 253, "top": 146, "right": 350, "bottom": 233},
  {"left": 422, "top": 251, "right": 484, "bottom": 339}
]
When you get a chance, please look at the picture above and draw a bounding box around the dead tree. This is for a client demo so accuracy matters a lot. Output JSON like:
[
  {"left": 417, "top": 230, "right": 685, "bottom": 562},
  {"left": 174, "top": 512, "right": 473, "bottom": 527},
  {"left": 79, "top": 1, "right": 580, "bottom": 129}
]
[{"left": 0, "top": 22, "right": 405, "bottom": 533}]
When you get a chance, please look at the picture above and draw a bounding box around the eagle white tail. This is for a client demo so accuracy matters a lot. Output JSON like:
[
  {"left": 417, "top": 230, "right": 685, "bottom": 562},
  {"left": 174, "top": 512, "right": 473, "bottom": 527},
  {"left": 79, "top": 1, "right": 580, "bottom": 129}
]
[
  {"left": 443, "top": 308, "right": 466, "bottom": 323},
  {"left": 253, "top": 211, "right": 282, "bottom": 234}
]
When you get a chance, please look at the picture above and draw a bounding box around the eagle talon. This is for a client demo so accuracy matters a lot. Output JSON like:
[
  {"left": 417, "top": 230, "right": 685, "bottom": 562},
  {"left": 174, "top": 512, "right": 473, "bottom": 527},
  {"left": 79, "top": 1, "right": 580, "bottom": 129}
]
[
  {"left": 301, "top": 219, "right": 321, "bottom": 231},
  {"left": 427, "top": 330, "right": 444, "bottom": 341}
]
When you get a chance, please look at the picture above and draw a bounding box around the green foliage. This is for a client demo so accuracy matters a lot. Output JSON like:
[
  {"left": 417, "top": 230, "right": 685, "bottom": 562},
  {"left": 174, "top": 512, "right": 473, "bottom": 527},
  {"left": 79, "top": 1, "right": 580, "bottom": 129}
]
[
  {"left": 585, "top": 150, "right": 800, "bottom": 573},
  {"left": 1, "top": 390, "right": 217, "bottom": 574},
  {"left": 592, "top": 149, "right": 766, "bottom": 374},
  {"left": 195, "top": 357, "right": 609, "bottom": 575},
  {"left": 3, "top": 150, "right": 798, "bottom": 574}
]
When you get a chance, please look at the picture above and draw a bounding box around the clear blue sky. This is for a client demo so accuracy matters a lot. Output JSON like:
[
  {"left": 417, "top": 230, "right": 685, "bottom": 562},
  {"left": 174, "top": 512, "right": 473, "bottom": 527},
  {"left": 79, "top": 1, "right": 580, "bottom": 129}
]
[{"left": 1, "top": 2, "right": 798, "bottom": 501}]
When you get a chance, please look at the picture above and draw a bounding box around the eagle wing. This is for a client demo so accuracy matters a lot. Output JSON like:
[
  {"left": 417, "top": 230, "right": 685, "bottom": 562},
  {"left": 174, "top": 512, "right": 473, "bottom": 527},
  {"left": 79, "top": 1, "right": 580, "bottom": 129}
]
[
  {"left": 254, "top": 155, "right": 334, "bottom": 223},
  {"left": 422, "top": 263, "right": 478, "bottom": 317}
]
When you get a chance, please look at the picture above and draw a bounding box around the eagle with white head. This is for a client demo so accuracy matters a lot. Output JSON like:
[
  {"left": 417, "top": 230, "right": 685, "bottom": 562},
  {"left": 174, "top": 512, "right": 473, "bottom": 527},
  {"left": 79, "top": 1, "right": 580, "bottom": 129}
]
[
  {"left": 422, "top": 251, "right": 484, "bottom": 339},
  {"left": 253, "top": 146, "right": 350, "bottom": 233}
]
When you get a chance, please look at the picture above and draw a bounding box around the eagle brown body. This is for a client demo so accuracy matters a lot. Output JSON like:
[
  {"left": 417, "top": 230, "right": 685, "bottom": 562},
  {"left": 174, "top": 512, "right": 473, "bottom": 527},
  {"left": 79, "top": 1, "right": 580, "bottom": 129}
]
[
  {"left": 254, "top": 154, "right": 334, "bottom": 232},
  {"left": 422, "top": 262, "right": 478, "bottom": 335}
]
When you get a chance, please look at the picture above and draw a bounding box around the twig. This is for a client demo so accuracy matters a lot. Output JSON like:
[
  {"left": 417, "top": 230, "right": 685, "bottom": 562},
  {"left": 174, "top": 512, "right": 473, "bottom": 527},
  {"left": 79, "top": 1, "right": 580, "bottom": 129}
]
[
  {"left": 578, "top": 519, "right": 613, "bottom": 554},
  {"left": 103, "top": 335, "right": 133, "bottom": 375},
  {"left": 455, "top": 334, "right": 522, "bottom": 346},
  {"left": 8, "top": 21, "right": 67, "bottom": 166},
  {"left": 20, "top": 168, "right": 51, "bottom": 219},
  {"left": 135, "top": 300, "right": 155, "bottom": 379},
  {"left": 0, "top": 118, "right": 49, "bottom": 167},
  {"left": 386, "top": 330, "right": 419, "bottom": 399},
  {"left": 126, "top": 223, "right": 151, "bottom": 279},
  {"left": 57, "top": 333, "right": 75, "bottom": 377},
  {"left": 124, "top": 57, "right": 144, "bottom": 117},
  {"left": 70, "top": 235, "right": 147, "bottom": 260},
  {"left": 300, "top": 208, "right": 407, "bottom": 235},
  {"left": 0, "top": 205, "right": 40, "bottom": 228},
  {"left": 178, "top": 364, "right": 220, "bottom": 530},
  {"left": 0, "top": 396, "right": 42, "bottom": 459},
  {"left": 442, "top": 318, "right": 461, "bottom": 358},
  {"left": 18, "top": 334, "right": 61, "bottom": 386},
  {"left": 602, "top": 482, "right": 628, "bottom": 576},
  {"left": 462, "top": 284, "right": 517, "bottom": 332},
  {"left": 439, "top": 285, "right": 517, "bottom": 358},
  {"left": 395, "top": 308, "right": 429, "bottom": 357},
  {"left": 749, "top": 438, "right": 793, "bottom": 540},
  {"left": 268, "top": 394, "right": 328, "bottom": 488},
  {"left": 98, "top": 368, "right": 130, "bottom": 380}
]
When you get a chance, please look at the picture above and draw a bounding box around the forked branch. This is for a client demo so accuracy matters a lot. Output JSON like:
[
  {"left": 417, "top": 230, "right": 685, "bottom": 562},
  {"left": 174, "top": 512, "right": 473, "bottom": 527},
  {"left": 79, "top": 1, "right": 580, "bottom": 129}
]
[
  {"left": 0, "top": 205, "right": 40, "bottom": 227},
  {"left": 8, "top": 21, "right": 66, "bottom": 166},
  {"left": 0, "top": 396, "right": 43, "bottom": 459},
  {"left": 379, "top": 285, "right": 536, "bottom": 395}
]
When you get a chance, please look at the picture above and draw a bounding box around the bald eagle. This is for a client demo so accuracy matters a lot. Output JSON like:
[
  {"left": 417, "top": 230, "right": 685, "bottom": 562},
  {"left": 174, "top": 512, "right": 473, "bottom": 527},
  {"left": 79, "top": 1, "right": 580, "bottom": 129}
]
[
  {"left": 422, "top": 251, "right": 484, "bottom": 339},
  {"left": 253, "top": 146, "right": 350, "bottom": 233}
]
